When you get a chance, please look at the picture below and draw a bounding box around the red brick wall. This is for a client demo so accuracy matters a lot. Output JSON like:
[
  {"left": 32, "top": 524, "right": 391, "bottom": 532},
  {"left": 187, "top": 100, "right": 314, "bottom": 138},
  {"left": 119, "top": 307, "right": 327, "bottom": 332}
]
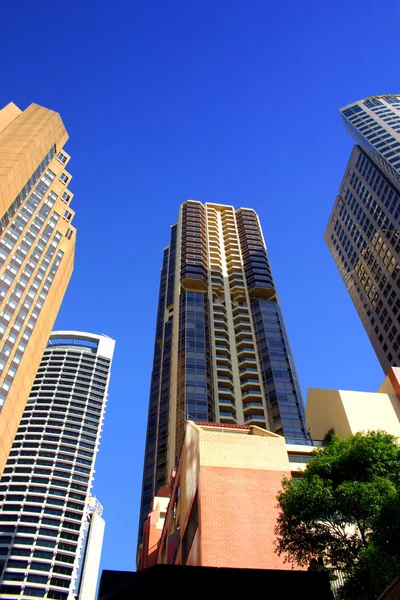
[{"left": 198, "top": 465, "right": 292, "bottom": 570}]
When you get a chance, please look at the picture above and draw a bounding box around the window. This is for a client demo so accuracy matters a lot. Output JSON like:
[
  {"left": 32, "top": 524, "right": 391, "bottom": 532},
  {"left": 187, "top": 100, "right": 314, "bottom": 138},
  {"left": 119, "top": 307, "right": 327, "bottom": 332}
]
[
  {"left": 0, "top": 585, "right": 22, "bottom": 595},
  {"left": 48, "top": 592, "right": 68, "bottom": 600},
  {"left": 24, "top": 586, "right": 46, "bottom": 596},
  {"left": 6, "top": 559, "right": 28, "bottom": 568},
  {"left": 3, "top": 571, "right": 24, "bottom": 581},
  {"left": 30, "top": 561, "right": 51, "bottom": 571},
  {"left": 33, "top": 550, "right": 53, "bottom": 559},
  {"left": 36, "top": 538, "right": 56, "bottom": 549},
  {"left": 57, "top": 153, "right": 67, "bottom": 164},
  {"left": 27, "top": 574, "right": 48, "bottom": 584},
  {"left": 59, "top": 174, "right": 68, "bottom": 185},
  {"left": 14, "top": 536, "right": 34, "bottom": 545}
]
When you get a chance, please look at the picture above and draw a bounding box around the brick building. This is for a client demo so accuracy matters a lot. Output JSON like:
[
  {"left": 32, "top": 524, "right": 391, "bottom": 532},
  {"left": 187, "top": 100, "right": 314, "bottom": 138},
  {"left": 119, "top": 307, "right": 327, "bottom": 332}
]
[{"left": 138, "top": 421, "right": 314, "bottom": 570}]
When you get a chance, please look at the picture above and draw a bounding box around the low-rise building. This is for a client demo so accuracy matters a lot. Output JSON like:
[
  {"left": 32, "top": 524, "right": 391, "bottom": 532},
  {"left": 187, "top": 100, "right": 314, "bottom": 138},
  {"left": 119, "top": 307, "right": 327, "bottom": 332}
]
[{"left": 139, "top": 421, "right": 315, "bottom": 570}]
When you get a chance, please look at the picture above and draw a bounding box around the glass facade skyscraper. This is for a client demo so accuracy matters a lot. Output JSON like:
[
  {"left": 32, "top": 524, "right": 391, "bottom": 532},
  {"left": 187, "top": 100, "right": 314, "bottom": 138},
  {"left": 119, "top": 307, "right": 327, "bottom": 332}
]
[
  {"left": 0, "top": 331, "right": 114, "bottom": 600},
  {"left": 326, "top": 95, "right": 400, "bottom": 373},
  {"left": 340, "top": 94, "right": 400, "bottom": 188},
  {"left": 138, "top": 201, "right": 308, "bottom": 545}
]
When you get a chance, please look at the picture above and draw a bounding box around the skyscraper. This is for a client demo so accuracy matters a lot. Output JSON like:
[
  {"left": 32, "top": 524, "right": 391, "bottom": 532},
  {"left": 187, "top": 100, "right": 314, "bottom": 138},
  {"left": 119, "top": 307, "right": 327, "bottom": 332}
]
[
  {"left": 75, "top": 498, "right": 105, "bottom": 600},
  {"left": 325, "top": 95, "right": 400, "bottom": 373},
  {"left": 339, "top": 94, "right": 400, "bottom": 188},
  {"left": 0, "top": 331, "right": 114, "bottom": 600},
  {"left": 0, "top": 102, "right": 76, "bottom": 474},
  {"left": 139, "top": 200, "right": 307, "bottom": 543}
]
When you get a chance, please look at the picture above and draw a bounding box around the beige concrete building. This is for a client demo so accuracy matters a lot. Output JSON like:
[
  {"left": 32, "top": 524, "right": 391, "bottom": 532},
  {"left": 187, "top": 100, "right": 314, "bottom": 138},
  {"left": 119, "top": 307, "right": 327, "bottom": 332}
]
[
  {"left": 0, "top": 102, "right": 75, "bottom": 473},
  {"left": 306, "top": 367, "right": 400, "bottom": 440}
]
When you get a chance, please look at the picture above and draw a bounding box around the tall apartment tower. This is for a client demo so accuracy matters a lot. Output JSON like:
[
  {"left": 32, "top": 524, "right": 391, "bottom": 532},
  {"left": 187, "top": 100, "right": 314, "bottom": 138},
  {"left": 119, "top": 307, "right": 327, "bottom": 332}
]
[
  {"left": 325, "top": 95, "right": 400, "bottom": 373},
  {"left": 0, "top": 331, "right": 114, "bottom": 600},
  {"left": 139, "top": 200, "right": 307, "bottom": 542},
  {"left": 0, "top": 102, "right": 76, "bottom": 474}
]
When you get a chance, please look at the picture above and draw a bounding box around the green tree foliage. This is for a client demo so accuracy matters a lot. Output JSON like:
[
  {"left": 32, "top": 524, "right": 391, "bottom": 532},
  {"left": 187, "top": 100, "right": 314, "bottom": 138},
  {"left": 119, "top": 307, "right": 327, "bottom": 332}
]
[
  {"left": 275, "top": 431, "right": 400, "bottom": 598},
  {"left": 338, "top": 489, "right": 400, "bottom": 599}
]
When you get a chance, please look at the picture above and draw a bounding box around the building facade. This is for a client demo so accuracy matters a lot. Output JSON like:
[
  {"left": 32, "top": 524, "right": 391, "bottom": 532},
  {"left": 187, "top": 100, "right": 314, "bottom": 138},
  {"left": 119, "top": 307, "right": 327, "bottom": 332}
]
[
  {"left": 74, "top": 498, "right": 105, "bottom": 600},
  {"left": 306, "top": 366, "right": 400, "bottom": 441},
  {"left": 139, "top": 421, "right": 314, "bottom": 570},
  {"left": 0, "top": 331, "right": 114, "bottom": 600},
  {"left": 139, "top": 200, "right": 308, "bottom": 545},
  {"left": 0, "top": 102, "right": 76, "bottom": 474},
  {"left": 340, "top": 94, "right": 400, "bottom": 188},
  {"left": 325, "top": 95, "right": 400, "bottom": 373}
]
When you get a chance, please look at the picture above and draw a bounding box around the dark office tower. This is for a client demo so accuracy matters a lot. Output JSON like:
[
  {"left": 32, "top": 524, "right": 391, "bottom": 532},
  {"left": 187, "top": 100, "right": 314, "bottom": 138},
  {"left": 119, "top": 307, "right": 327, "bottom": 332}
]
[
  {"left": 0, "top": 331, "right": 114, "bottom": 600},
  {"left": 138, "top": 201, "right": 308, "bottom": 546},
  {"left": 326, "top": 95, "right": 400, "bottom": 373}
]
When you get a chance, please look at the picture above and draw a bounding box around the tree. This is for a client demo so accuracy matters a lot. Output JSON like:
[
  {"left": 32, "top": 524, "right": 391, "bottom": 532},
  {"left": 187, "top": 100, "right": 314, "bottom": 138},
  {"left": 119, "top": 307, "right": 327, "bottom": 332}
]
[
  {"left": 338, "top": 489, "right": 400, "bottom": 599},
  {"left": 275, "top": 431, "right": 400, "bottom": 597}
]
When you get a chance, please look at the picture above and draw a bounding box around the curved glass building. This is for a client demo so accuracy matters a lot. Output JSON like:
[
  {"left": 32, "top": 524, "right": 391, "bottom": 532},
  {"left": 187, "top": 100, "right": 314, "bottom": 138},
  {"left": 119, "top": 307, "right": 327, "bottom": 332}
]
[{"left": 0, "top": 331, "right": 115, "bottom": 600}]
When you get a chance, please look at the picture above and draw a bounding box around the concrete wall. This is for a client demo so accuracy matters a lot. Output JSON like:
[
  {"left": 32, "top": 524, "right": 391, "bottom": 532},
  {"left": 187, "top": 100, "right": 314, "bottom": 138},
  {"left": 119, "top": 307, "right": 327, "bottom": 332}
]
[{"left": 306, "top": 383, "right": 400, "bottom": 440}]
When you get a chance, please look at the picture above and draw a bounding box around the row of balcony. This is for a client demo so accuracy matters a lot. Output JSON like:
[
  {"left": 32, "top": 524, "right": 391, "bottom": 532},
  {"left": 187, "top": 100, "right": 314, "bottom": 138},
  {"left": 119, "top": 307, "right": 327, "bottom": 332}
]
[{"left": 219, "top": 410, "right": 266, "bottom": 425}]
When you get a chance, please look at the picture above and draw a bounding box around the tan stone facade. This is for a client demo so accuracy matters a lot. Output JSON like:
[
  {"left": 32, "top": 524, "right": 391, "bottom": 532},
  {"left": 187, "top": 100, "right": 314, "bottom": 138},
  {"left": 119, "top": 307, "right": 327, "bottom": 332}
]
[
  {"left": 306, "top": 367, "right": 400, "bottom": 440},
  {"left": 0, "top": 102, "right": 75, "bottom": 473}
]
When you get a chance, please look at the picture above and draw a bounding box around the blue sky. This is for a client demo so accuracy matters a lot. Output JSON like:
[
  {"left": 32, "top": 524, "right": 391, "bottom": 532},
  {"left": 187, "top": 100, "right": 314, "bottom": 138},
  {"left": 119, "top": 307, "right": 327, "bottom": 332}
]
[{"left": 1, "top": 0, "right": 399, "bottom": 573}]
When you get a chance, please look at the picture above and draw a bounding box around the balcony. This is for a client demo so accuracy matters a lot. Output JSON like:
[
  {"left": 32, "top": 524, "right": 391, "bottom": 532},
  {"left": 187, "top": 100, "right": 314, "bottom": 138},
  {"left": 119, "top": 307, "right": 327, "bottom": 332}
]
[
  {"left": 242, "top": 389, "right": 262, "bottom": 398},
  {"left": 235, "top": 327, "right": 252, "bottom": 336},
  {"left": 242, "top": 402, "right": 264, "bottom": 414},
  {"left": 210, "top": 259, "right": 222, "bottom": 268},
  {"left": 233, "top": 319, "right": 251, "bottom": 329},
  {"left": 237, "top": 356, "right": 257, "bottom": 366},
  {"left": 244, "top": 414, "right": 266, "bottom": 424},
  {"left": 236, "top": 347, "right": 256, "bottom": 358},
  {"left": 211, "top": 282, "right": 225, "bottom": 295},
  {"left": 214, "top": 314, "right": 228, "bottom": 324},
  {"left": 240, "top": 378, "right": 261, "bottom": 390},
  {"left": 217, "top": 374, "right": 234, "bottom": 386},
  {"left": 230, "top": 288, "right": 246, "bottom": 301},
  {"left": 218, "top": 387, "right": 235, "bottom": 400},
  {"left": 215, "top": 354, "right": 231, "bottom": 365},
  {"left": 239, "top": 366, "right": 258, "bottom": 375},
  {"left": 219, "top": 399, "right": 236, "bottom": 412},
  {"left": 226, "top": 255, "right": 241, "bottom": 267},
  {"left": 215, "top": 334, "right": 229, "bottom": 344},
  {"left": 219, "top": 411, "right": 237, "bottom": 422},
  {"left": 236, "top": 336, "right": 253, "bottom": 348},
  {"left": 216, "top": 364, "right": 232, "bottom": 375},
  {"left": 215, "top": 344, "right": 230, "bottom": 355},
  {"left": 233, "top": 312, "right": 250, "bottom": 321}
]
